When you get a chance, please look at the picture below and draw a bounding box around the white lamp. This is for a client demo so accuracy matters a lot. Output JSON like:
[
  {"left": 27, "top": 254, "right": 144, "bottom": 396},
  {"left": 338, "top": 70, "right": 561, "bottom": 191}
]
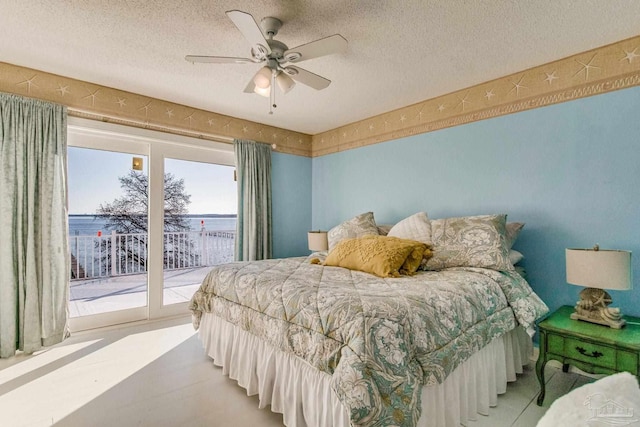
[
  {"left": 308, "top": 231, "right": 328, "bottom": 252},
  {"left": 566, "top": 246, "right": 632, "bottom": 328}
]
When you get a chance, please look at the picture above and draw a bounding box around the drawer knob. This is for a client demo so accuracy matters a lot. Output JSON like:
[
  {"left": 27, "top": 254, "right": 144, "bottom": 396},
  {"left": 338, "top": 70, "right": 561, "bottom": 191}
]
[{"left": 576, "top": 346, "right": 604, "bottom": 358}]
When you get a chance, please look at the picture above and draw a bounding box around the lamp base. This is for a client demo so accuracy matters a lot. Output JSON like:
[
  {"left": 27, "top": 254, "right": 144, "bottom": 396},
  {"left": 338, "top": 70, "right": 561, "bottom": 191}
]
[{"left": 571, "top": 287, "right": 625, "bottom": 329}]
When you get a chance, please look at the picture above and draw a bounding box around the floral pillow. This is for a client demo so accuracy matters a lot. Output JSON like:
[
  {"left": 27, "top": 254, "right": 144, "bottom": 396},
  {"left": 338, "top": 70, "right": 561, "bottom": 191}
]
[
  {"left": 377, "top": 224, "right": 393, "bottom": 236},
  {"left": 424, "top": 214, "right": 513, "bottom": 271},
  {"left": 327, "top": 212, "right": 379, "bottom": 251},
  {"left": 506, "top": 222, "right": 524, "bottom": 249}
]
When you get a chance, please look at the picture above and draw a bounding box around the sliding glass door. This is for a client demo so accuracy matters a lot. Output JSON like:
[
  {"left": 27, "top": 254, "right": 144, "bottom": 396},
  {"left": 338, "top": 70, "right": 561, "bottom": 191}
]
[
  {"left": 68, "top": 118, "right": 234, "bottom": 330},
  {"left": 67, "top": 146, "right": 150, "bottom": 320},
  {"left": 162, "top": 158, "right": 236, "bottom": 307},
  {"left": 67, "top": 127, "right": 150, "bottom": 330}
]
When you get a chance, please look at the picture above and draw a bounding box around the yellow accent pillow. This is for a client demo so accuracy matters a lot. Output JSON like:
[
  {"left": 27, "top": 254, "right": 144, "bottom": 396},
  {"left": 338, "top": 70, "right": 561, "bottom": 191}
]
[
  {"left": 324, "top": 235, "right": 431, "bottom": 278},
  {"left": 403, "top": 243, "right": 433, "bottom": 275}
]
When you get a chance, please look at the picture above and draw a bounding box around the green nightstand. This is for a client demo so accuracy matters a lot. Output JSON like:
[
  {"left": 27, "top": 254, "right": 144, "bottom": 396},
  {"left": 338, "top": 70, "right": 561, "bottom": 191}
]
[{"left": 536, "top": 305, "right": 640, "bottom": 405}]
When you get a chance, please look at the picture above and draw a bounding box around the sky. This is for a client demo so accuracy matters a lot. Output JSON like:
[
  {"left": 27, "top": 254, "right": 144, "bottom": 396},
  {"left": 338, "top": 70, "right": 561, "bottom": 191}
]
[{"left": 67, "top": 147, "right": 237, "bottom": 215}]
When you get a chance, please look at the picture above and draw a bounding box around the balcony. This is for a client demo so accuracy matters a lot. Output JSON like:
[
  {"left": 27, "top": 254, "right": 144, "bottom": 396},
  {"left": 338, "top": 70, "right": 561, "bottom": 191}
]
[{"left": 69, "top": 229, "right": 235, "bottom": 317}]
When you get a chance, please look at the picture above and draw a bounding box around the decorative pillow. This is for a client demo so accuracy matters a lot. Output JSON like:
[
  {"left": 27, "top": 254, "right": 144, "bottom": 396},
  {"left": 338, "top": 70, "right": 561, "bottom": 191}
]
[
  {"left": 324, "top": 235, "right": 430, "bottom": 277},
  {"left": 424, "top": 214, "right": 513, "bottom": 271},
  {"left": 387, "top": 212, "right": 432, "bottom": 245},
  {"left": 402, "top": 240, "right": 434, "bottom": 274},
  {"left": 377, "top": 224, "right": 393, "bottom": 236},
  {"left": 327, "top": 212, "right": 379, "bottom": 251},
  {"left": 505, "top": 222, "right": 524, "bottom": 249},
  {"left": 514, "top": 265, "right": 527, "bottom": 280},
  {"left": 509, "top": 249, "right": 524, "bottom": 265}
]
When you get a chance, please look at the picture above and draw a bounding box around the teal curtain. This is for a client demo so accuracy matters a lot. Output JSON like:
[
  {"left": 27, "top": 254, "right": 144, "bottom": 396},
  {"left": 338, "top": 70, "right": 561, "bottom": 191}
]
[
  {"left": 0, "top": 93, "right": 69, "bottom": 358},
  {"left": 234, "top": 139, "right": 272, "bottom": 261}
]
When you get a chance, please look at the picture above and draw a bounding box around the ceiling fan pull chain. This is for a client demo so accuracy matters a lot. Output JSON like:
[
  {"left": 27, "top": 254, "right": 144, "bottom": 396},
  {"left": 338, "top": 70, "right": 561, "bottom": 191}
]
[{"left": 269, "top": 69, "right": 276, "bottom": 114}]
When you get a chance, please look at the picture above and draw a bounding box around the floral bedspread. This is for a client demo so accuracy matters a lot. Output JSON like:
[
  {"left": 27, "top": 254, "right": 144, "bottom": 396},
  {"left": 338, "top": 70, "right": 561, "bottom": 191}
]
[{"left": 189, "top": 255, "right": 548, "bottom": 427}]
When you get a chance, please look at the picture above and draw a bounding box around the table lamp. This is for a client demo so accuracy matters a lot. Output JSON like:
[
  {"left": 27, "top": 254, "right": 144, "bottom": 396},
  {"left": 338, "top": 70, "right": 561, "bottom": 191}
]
[
  {"left": 566, "top": 245, "right": 632, "bottom": 329},
  {"left": 308, "top": 231, "right": 328, "bottom": 252}
]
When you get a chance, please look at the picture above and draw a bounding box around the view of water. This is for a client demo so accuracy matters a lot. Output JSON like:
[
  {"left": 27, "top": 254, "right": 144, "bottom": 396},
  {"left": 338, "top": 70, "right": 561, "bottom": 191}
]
[{"left": 69, "top": 215, "right": 236, "bottom": 236}]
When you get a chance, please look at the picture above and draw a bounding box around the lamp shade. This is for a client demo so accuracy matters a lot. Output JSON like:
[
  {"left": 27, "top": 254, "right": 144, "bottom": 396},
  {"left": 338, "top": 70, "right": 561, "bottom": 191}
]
[
  {"left": 276, "top": 72, "right": 295, "bottom": 94},
  {"left": 253, "top": 85, "right": 270, "bottom": 97},
  {"left": 253, "top": 66, "right": 272, "bottom": 89},
  {"left": 566, "top": 248, "right": 632, "bottom": 291},
  {"left": 308, "top": 231, "right": 328, "bottom": 252}
]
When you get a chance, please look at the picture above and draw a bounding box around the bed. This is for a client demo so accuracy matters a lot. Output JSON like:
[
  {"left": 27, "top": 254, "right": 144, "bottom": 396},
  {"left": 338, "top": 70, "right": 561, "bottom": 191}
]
[{"left": 189, "top": 212, "right": 549, "bottom": 427}]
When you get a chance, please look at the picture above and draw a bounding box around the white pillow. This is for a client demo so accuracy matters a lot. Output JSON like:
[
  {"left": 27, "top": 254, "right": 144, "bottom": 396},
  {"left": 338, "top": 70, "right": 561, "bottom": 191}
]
[
  {"left": 387, "top": 212, "right": 432, "bottom": 245},
  {"left": 509, "top": 249, "right": 524, "bottom": 265}
]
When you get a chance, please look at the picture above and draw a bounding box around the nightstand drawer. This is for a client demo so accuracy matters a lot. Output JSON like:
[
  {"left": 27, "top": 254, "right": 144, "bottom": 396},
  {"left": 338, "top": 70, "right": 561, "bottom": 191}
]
[
  {"left": 546, "top": 332, "right": 640, "bottom": 374},
  {"left": 564, "top": 337, "right": 616, "bottom": 369}
]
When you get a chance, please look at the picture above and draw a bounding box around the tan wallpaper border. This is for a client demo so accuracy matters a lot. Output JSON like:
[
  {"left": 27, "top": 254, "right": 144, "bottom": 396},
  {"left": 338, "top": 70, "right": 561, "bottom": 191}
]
[
  {"left": 2, "top": 34, "right": 639, "bottom": 159},
  {"left": 312, "top": 35, "right": 640, "bottom": 157},
  {"left": 0, "top": 62, "right": 312, "bottom": 157}
]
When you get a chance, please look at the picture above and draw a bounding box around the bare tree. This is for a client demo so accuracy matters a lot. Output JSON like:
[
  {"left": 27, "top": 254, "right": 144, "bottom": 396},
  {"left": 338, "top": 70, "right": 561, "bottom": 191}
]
[{"left": 95, "top": 170, "right": 196, "bottom": 273}]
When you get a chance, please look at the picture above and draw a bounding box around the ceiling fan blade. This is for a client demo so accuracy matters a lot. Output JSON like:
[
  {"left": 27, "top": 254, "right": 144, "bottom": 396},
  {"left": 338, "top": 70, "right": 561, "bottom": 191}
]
[
  {"left": 185, "top": 55, "right": 255, "bottom": 64},
  {"left": 284, "top": 66, "right": 331, "bottom": 90},
  {"left": 243, "top": 79, "right": 256, "bottom": 93},
  {"left": 226, "top": 10, "right": 271, "bottom": 54},
  {"left": 283, "top": 34, "right": 347, "bottom": 63}
]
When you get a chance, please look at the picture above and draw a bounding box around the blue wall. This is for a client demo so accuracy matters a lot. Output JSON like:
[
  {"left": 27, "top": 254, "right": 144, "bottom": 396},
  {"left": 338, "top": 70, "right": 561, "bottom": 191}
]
[
  {"left": 311, "top": 87, "right": 640, "bottom": 317},
  {"left": 271, "top": 152, "right": 312, "bottom": 258}
]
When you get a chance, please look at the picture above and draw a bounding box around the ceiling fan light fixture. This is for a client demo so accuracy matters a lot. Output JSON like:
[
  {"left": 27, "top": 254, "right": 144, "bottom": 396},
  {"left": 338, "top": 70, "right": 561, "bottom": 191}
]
[
  {"left": 253, "top": 66, "right": 272, "bottom": 89},
  {"left": 253, "top": 85, "right": 270, "bottom": 97},
  {"left": 276, "top": 72, "right": 295, "bottom": 94},
  {"left": 187, "top": 10, "right": 348, "bottom": 109}
]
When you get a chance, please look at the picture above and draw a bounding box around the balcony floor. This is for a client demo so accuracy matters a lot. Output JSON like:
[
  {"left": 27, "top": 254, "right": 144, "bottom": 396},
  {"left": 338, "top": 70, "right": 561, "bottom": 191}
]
[{"left": 69, "top": 266, "right": 212, "bottom": 317}]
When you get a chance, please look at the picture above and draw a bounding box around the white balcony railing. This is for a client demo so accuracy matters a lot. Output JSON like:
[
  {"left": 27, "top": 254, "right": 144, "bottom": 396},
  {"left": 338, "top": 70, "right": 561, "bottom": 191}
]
[{"left": 69, "top": 230, "right": 235, "bottom": 281}]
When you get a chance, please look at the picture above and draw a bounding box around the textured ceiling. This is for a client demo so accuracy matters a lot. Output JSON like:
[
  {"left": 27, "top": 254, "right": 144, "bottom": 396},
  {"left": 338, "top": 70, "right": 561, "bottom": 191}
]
[{"left": 1, "top": 0, "right": 640, "bottom": 135}]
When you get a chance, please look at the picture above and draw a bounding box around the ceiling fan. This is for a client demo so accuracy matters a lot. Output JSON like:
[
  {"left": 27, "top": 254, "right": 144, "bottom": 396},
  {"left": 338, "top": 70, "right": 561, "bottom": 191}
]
[{"left": 186, "top": 10, "right": 348, "bottom": 113}]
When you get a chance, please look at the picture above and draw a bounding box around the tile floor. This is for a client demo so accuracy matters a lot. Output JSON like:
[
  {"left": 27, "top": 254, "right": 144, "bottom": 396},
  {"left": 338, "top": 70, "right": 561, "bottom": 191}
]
[{"left": 0, "top": 316, "right": 596, "bottom": 427}]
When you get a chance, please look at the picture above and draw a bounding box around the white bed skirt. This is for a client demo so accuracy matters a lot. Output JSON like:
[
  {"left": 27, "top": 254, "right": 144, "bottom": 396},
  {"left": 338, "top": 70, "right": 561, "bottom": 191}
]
[{"left": 198, "top": 312, "right": 532, "bottom": 427}]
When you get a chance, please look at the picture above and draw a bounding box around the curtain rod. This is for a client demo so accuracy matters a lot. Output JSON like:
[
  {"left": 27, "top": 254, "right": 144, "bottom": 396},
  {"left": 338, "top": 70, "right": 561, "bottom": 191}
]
[
  {"left": 68, "top": 108, "right": 234, "bottom": 144},
  {"left": 69, "top": 109, "right": 278, "bottom": 150}
]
